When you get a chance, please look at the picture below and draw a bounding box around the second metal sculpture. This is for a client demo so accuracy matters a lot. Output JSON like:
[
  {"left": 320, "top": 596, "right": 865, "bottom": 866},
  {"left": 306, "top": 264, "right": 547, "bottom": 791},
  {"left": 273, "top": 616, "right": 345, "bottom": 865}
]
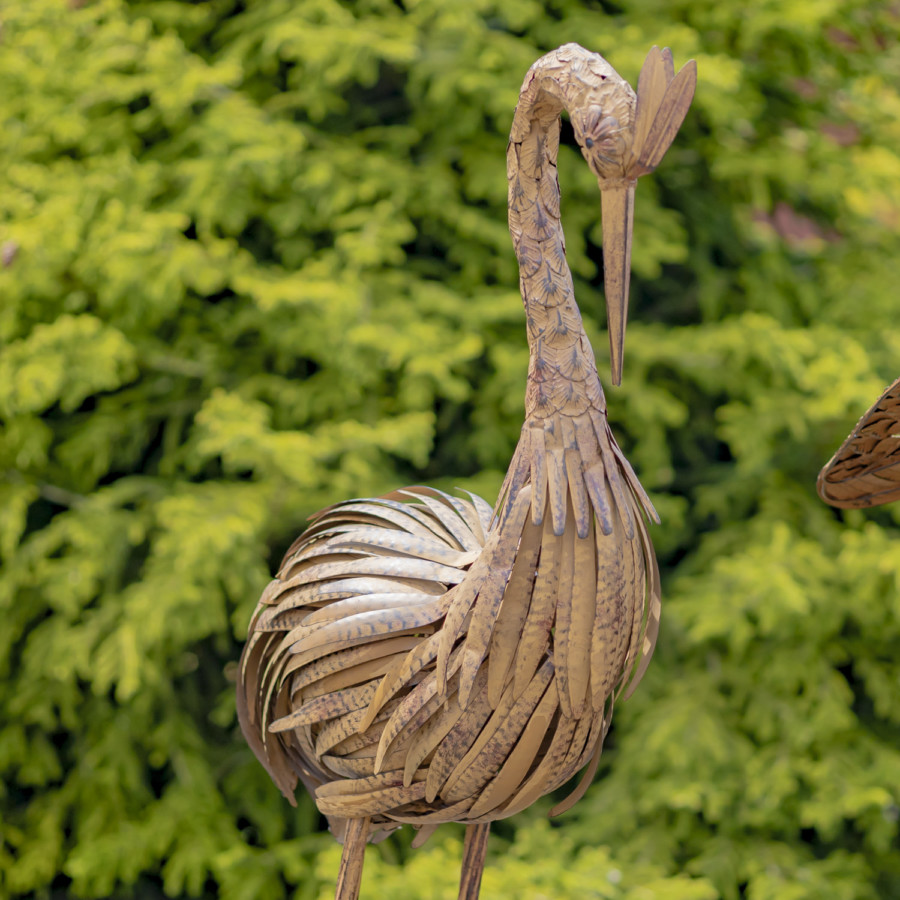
[
  {"left": 237, "top": 44, "right": 697, "bottom": 900},
  {"left": 818, "top": 376, "right": 900, "bottom": 508}
]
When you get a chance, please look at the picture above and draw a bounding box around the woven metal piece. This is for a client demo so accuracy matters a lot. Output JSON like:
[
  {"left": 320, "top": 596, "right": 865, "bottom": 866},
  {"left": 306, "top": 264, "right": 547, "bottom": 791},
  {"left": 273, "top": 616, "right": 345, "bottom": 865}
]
[
  {"left": 818, "top": 376, "right": 900, "bottom": 508},
  {"left": 237, "top": 43, "right": 696, "bottom": 899}
]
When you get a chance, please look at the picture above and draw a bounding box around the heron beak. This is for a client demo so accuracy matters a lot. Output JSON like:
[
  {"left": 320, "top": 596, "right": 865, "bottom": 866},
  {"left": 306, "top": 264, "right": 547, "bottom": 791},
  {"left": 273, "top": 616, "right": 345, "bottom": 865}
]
[{"left": 600, "top": 181, "right": 635, "bottom": 386}]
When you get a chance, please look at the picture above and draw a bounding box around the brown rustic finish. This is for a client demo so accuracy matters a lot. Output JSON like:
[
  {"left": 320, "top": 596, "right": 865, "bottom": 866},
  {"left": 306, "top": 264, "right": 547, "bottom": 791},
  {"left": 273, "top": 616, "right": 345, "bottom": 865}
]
[{"left": 818, "top": 376, "right": 900, "bottom": 508}]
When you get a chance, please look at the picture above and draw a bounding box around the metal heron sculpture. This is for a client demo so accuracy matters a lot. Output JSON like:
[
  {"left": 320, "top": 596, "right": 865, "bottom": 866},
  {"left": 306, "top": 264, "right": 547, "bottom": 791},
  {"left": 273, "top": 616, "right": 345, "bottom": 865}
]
[{"left": 237, "top": 44, "right": 697, "bottom": 900}]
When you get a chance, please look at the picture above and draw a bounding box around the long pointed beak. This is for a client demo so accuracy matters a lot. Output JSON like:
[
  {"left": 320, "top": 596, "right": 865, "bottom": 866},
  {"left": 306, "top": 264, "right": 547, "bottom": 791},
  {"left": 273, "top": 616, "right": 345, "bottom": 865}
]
[{"left": 600, "top": 182, "right": 635, "bottom": 386}]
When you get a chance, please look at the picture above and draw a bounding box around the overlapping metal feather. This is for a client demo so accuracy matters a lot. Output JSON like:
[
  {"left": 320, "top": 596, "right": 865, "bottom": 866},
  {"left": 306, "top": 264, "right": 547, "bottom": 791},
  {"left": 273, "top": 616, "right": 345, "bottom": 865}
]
[
  {"left": 237, "top": 42, "right": 687, "bottom": 845},
  {"left": 238, "top": 466, "right": 658, "bottom": 834},
  {"left": 818, "top": 376, "right": 900, "bottom": 508}
]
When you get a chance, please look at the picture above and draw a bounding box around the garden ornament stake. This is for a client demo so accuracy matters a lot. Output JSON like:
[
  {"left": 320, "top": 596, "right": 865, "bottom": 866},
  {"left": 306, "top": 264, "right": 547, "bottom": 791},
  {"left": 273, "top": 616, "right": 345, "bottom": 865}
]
[
  {"left": 818, "top": 376, "right": 900, "bottom": 508},
  {"left": 237, "top": 44, "right": 696, "bottom": 900}
]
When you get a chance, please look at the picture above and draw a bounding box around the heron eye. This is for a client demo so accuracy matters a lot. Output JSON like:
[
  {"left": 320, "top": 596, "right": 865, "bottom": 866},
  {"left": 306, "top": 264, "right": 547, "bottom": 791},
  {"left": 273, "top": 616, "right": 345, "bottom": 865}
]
[{"left": 585, "top": 137, "right": 594, "bottom": 149}]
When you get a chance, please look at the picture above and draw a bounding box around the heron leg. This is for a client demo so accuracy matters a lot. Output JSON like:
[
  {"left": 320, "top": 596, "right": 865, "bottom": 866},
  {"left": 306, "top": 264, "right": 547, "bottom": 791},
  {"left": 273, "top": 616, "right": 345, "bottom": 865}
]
[
  {"left": 335, "top": 816, "right": 370, "bottom": 900},
  {"left": 458, "top": 823, "right": 490, "bottom": 900}
]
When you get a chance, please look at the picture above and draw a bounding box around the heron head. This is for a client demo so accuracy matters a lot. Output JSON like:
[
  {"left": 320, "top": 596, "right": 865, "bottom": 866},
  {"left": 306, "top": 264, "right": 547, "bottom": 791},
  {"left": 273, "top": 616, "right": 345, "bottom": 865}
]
[{"left": 572, "top": 47, "right": 697, "bottom": 386}]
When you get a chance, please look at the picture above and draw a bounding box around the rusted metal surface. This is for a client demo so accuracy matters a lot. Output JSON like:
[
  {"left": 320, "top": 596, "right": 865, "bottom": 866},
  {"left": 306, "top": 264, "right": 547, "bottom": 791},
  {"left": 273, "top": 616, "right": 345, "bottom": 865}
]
[
  {"left": 236, "top": 43, "right": 696, "bottom": 899},
  {"left": 819, "top": 376, "right": 900, "bottom": 508}
]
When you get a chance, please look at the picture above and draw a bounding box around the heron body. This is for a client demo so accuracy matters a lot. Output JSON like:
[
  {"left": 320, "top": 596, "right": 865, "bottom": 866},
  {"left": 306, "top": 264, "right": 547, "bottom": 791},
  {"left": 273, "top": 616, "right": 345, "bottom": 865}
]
[{"left": 237, "top": 44, "right": 696, "bottom": 900}]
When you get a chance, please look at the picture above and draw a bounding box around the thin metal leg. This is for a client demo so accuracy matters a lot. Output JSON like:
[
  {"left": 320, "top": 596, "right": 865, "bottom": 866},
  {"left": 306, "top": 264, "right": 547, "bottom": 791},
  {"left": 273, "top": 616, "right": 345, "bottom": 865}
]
[
  {"left": 335, "top": 816, "right": 370, "bottom": 900},
  {"left": 458, "top": 823, "right": 490, "bottom": 900}
]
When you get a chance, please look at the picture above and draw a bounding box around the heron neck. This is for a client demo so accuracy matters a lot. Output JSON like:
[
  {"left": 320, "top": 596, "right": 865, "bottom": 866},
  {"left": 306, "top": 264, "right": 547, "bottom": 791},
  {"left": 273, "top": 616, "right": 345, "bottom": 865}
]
[{"left": 508, "top": 112, "right": 605, "bottom": 421}]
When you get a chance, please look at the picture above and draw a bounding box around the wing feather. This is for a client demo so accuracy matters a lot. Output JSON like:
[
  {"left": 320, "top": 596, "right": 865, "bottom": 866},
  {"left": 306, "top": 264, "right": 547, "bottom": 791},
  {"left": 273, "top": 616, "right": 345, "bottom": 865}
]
[
  {"left": 553, "top": 510, "right": 577, "bottom": 718},
  {"left": 513, "top": 514, "right": 561, "bottom": 697},
  {"left": 465, "top": 683, "right": 559, "bottom": 818},
  {"left": 530, "top": 422, "right": 548, "bottom": 525},
  {"left": 487, "top": 516, "right": 543, "bottom": 706},
  {"left": 458, "top": 488, "right": 532, "bottom": 705},
  {"left": 443, "top": 659, "right": 555, "bottom": 804}
]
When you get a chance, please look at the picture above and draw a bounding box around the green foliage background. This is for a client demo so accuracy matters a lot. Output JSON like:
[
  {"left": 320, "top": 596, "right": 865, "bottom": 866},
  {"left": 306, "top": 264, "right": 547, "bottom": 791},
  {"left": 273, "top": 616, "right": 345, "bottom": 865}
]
[{"left": 2, "top": 1, "right": 899, "bottom": 897}]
